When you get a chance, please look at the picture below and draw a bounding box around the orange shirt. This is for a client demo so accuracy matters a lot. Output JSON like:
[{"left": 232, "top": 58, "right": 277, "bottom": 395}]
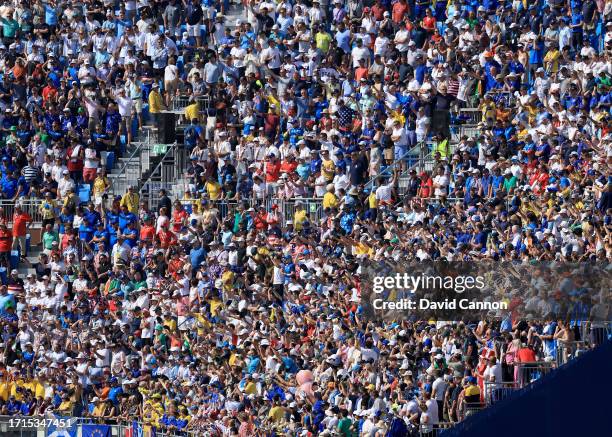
[
  {"left": 279, "top": 160, "right": 298, "bottom": 175},
  {"left": 12, "top": 212, "right": 31, "bottom": 237},
  {"left": 0, "top": 229, "right": 12, "bottom": 252},
  {"left": 392, "top": 2, "right": 409, "bottom": 23},
  {"left": 265, "top": 160, "right": 281, "bottom": 183},
  {"left": 140, "top": 224, "right": 155, "bottom": 242},
  {"left": 12, "top": 65, "right": 25, "bottom": 80},
  {"left": 355, "top": 67, "right": 368, "bottom": 82}
]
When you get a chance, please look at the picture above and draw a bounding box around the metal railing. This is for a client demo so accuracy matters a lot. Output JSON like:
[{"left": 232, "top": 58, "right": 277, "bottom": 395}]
[
  {"left": 515, "top": 361, "right": 554, "bottom": 388},
  {"left": 0, "top": 199, "right": 44, "bottom": 225},
  {"left": 461, "top": 401, "right": 484, "bottom": 420},
  {"left": 556, "top": 340, "right": 587, "bottom": 367},
  {"left": 419, "top": 422, "right": 455, "bottom": 436},
  {"left": 108, "top": 128, "right": 154, "bottom": 198},
  {"left": 364, "top": 141, "right": 432, "bottom": 193},
  {"left": 170, "top": 95, "right": 211, "bottom": 113},
  {"left": 483, "top": 381, "right": 520, "bottom": 406},
  {"left": 175, "top": 197, "right": 324, "bottom": 226},
  {"left": 457, "top": 124, "right": 480, "bottom": 140},
  {"left": 139, "top": 143, "right": 189, "bottom": 211}
]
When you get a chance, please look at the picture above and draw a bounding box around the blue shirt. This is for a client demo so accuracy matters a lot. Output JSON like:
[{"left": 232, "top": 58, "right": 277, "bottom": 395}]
[
  {"left": 335, "top": 29, "right": 351, "bottom": 53},
  {"left": 190, "top": 247, "right": 206, "bottom": 269},
  {"left": 108, "top": 386, "right": 123, "bottom": 405},
  {"left": 44, "top": 4, "right": 58, "bottom": 26},
  {"left": 118, "top": 212, "right": 137, "bottom": 231}
]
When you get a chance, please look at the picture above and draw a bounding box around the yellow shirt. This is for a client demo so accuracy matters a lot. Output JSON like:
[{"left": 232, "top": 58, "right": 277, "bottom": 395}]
[
  {"left": 465, "top": 385, "right": 481, "bottom": 397},
  {"left": 368, "top": 192, "right": 377, "bottom": 209},
  {"left": 221, "top": 270, "right": 234, "bottom": 293},
  {"left": 268, "top": 406, "right": 285, "bottom": 422},
  {"left": 93, "top": 176, "right": 109, "bottom": 197},
  {"left": 0, "top": 381, "right": 9, "bottom": 401},
  {"left": 93, "top": 403, "right": 106, "bottom": 417},
  {"left": 58, "top": 400, "right": 74, "bottom": 414},
  {"left": 148, "top": 90, "right": 164, "bottom": 114},
  {"left": 120, "top": 192, "right": 140, "bottom": 214},
  {"left": 39, "top": 199, "right": 57, "bottom": 220},
  {"left": 322, "top": 192, "right": 338, "bottom": 209},
  {"left": 315, "top": 32, "right": 332, "bottom": 53},
  {"left": 205, "top": 181, "right": 222, "bottom": 200},
  {"left": 543, "top": 49, "right": 560, "bottom": 74},
  {"left": 185, "top": 102, "right": 199, "bottom": 121},
  {"left": 481, "top": 102, "right": 496, "bottom": 122},
  {"left": 293, "top": 209, "right": 307, "bottom": 231},
  {"left": 321, "top": 158, "right": 335, "bottom": 181},
  {"left": 266, "top": 96, "right": 281, "bottom": 115},
  {"left": 163, "top": 317, "right": 177, "bottom": 331},
  {"left": 11, "top": 380, "right": 24, "bottom": 400},
  {"left": 433, "top": 139, "right": 449, "bottom": 158},
  {"left": 244, "top": 381, "right": 257, "bottom": 395},
  {"left": 355, "top": 242, "right": 374, "bottom": 257}
]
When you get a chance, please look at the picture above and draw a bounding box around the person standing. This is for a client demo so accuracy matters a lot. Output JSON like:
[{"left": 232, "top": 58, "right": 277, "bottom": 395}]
[
  {"left": 12, "top": 203, "right": 32, "bottom": 258},
  {"left": 148, "top": 83, "right": 165, "bottom": 126}
]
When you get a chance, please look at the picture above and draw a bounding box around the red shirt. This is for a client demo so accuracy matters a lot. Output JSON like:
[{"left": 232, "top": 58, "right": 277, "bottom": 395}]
[
  {"left": 42, "top": 85, "right": 57, "bottom": 103},
  {"left": 517, "top": 347, "right": 537, "bottom": 363},
  {"left": 422, "top": 16, "right": 436, "bottom": 31},
  {"left": 0, "top": 228, "right": 12, "bottom": 252},
  {"left": 140, "top": 224, "right": 155, "bottom": 242},
  {"left": 66, "top": 145, "right": 84, "bottom": 172},
  {"left": 157, "top": 229, "right": 176, "bottom": 248},
  {"left": 371, "top": 4, "right": 385, "bottom": 21},
  {"left": 254, "top": 212, "right": 268, "bottom": 230},
  {"left": 264, "top": 113, "right": 280, "bottom": 137},
  {"left": 171, "top": 209, "right": 189, "bottom": 232},
  {"left": 392, "top": 2, "right": 409, "bottom": 23},
  {"left": 12, "top": 212, "right": 31, "bottom": 237},
  {"left": 279, "top": 160, "right": 298, "bottom": 175},
  {"left": 265, "top": 160, "right": 281, "bottom": 183},
  {"left": 419, "top": 177, "right": 433, "bottom": 198}
]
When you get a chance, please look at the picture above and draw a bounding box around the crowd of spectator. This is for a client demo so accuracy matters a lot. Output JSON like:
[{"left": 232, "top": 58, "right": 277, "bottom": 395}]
[{"left": 0, "top": 0, "right": 610, "bottom": 436}]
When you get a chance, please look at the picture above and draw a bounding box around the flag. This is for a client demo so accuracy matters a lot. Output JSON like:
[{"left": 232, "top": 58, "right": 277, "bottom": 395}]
[
  {"left": 46, "top": 420, "right": 77, "bottom": 437},
  {"left": 82, "top": 424, "right": 111, "bottom": 437},
  {"left": 125, "top": 421, "right": 143, "bottom": 437}
]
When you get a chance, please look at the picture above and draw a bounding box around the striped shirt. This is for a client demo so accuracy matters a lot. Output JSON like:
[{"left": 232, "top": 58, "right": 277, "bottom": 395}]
[{"left": 21, "top": 165, "right": 39, "bottom": 183}]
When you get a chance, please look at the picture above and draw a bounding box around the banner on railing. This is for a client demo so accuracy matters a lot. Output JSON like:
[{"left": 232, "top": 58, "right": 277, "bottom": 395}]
[
  {"left": 82, "top": 424, "right": 112, "bottom": 437},
  {"left": 47, "top": 420, "right": 77, "bottom": 437}
]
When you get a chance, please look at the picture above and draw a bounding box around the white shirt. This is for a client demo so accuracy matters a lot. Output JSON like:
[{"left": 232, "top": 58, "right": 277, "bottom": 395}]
[
  {"left": 426, "top": 398, "right": 439, "bottom": 424},
  {"left": 95, "top": 347, "right": 111, "bottom": 367},
  {"left": 351, "top": 46, "right": 369, "bottom": 68},
  {"left": 115, "top": 95, "right": 134, "bottom": 117},
  {"left": 375, "top": 183, "right": 392, "bottom": 203},
  {"left": 374, "top": 36, "right": 390, "bottom": 56},
  {"left": 58, "top": 177, "right": 75, "bottom": 198},
  {"left": 433, "top": 174, "right": 449, "bottom": 197},
  {"left": 431, "top": 377, "right": 448, "bottom": 401},
  {"left": 164, "top": 64, "right": 178, "bottom": 81},
  {"left": 84, "top": 147, "right": 99, "bottom": 169},
  {"left": 260, "top": 46, "right": 281, "bottom": 69}
]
